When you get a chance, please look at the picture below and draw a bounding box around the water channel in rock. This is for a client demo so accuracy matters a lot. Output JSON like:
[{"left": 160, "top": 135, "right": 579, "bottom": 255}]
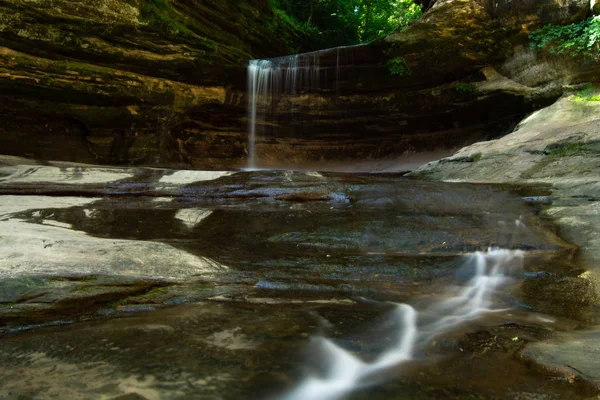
[
  {"left": 283, "top": 249, "right": 524, "bottom": 400},
  {"left": 0, "top": 160, "right": 594, "bottom": 399}
]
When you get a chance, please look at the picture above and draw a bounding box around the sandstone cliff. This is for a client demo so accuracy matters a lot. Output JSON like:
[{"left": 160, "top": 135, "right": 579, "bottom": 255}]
[
  {"left": 0, "top": 0, "right": 307, "bottom": 167},
  {"left": 249, "top": 0, "right": 600, "bottom": 166},
  {"left": 1, "top": 0, "right": 599, "bottom": 168}
]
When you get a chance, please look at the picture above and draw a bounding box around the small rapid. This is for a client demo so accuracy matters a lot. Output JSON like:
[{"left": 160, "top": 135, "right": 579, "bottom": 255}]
[{"left": 283, "top": 248, "right": 524, "bottom": 400}]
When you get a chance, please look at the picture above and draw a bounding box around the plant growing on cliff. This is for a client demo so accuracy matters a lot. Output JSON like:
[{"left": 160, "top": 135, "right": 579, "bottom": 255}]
[
  {"left": 138, "top": 0, "right": 218, "bottom": 55},
  {"left": 573, "top": 84, "right": 600, "bottom": 102},
  {"left": 140, "top": 0, "right": 184, "bottom": 35},
  {"left": 529, "top": 16, "right": 600, "bottom": 59},
  {"left": 455, "top": 82, "right": 475, "bottom": 93},
  {"left": 387, "top": 57, "right": 411, "bottom": 76},
  {"left": 544, "top": 142, "right": 586, "bottom": 156}
]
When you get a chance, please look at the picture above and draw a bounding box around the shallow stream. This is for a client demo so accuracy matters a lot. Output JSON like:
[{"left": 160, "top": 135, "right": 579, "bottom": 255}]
[{"left": 0, "top": 164, "right": 594, "bottom": 399}]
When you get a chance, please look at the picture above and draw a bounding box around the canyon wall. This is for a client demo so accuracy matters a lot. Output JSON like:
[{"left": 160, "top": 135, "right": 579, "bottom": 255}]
[
  {"left": 250, "top": 0, "right": 600, "bottom": 166},
  {"left": 0, "top": 0, "right": 307, "bottom": 168},
  {"left": 1, "top": 0, "right": 598, "bottom": 168}
]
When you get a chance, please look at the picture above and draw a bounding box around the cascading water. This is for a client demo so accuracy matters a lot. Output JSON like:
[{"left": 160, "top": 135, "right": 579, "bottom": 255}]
[
  {"left": 283, "top": 248, "right": 524, "bottom": 400},
  {"left": 247, "top": 60, "right": 274, "bottom": 169},
  {"left": 246, "top": 45, "right": 364, "bottom": 169}
]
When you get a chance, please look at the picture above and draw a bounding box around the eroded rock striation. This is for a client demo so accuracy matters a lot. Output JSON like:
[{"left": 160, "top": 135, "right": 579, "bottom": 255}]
[
  {"left": 0, "top": 0, "right": 307, "bottom": 168},
  {"left": 1, "top": 0, "right": 599, "bottom": 168},
  {"left": 249, "top": 0, "right": 600, "bottom": 165}
]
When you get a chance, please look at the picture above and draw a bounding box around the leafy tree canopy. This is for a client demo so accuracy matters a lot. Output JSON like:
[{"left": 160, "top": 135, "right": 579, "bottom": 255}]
[{"left": 271, "top": 0, "right": 422, "bottom": 49}]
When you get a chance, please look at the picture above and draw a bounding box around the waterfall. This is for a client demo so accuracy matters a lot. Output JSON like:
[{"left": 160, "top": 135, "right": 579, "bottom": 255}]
[
  {"left": 247, "top": 60, "right": 274, "bottom": 170},
  {"left": 283, "top": 248, "right": 524, "bottom": 400},
  {"left": 246, "top": 45, "right": 365, "bottom": 169}
]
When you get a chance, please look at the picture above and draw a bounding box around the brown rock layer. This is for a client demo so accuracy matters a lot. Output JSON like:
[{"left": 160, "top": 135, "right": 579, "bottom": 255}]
[
  {"left": 250, "top": 0, "right": 600, "bottom": 166},
  {"left": 1, "top": 0, "right": 599, "bottom": 168},
  {"left": 0, "top": 0, "right": 307, "bottom": 168}
]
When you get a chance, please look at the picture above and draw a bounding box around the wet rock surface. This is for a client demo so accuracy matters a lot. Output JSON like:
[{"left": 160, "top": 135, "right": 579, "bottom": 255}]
[
  {"left": 521, "top": 328, "right": 600, "bottom": 390},
  {"left": 412, "top": 94, "right": 600, "bottom": 319},
  {"left": 0, "top": 157, "right": 596, "bottom": 399},
  {"left": 412, "top": 93, "right": 600, "bottom": 394}
]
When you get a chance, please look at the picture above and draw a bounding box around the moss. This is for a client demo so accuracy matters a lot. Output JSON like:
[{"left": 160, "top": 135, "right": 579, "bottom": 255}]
[
  {"left": 455, "top": 82, "right": 476, "bottom": 93},
  {"left": 128, "top": 133, "right": 159, "bottom": 162},
  {"left": 139, "top": 0, "right": 184, "bottom": 35},
  {"left": 519, "top": 141, "right": 592, "bottom": 179},
  {"left": 70, "top": 285, "right": 98, "bottom": 294},
  {"left": 519, "top": 155, "right": 556, "bottom": 179},
  {"left": 544, "top": 142, "right": 586, "bottom": 157},
  {"left": 387, "top": 57, "right": 411, "bottom": 76},
  {"left": 137, "top": 0, "right": 224, "bottom": 55},
  {"left": 573, "top": 84, "right": 600, "bottom": 102},
  {"left": 16, "top": 53, "right": 120, "bottom": 77},
  {"left": 125, "top": 286, "right": 169, "bottom": 302}
]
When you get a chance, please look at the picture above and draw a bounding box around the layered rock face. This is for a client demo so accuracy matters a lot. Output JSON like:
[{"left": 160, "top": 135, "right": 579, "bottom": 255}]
[
  {"left": 0, "top": 0, "right": 306, "bottom": 168},
  {"left": 1, "top": 0, "right": 599, "bottom": 168},
  {"left": 250, "top": 0, "right": 600, "bottom": 166}
]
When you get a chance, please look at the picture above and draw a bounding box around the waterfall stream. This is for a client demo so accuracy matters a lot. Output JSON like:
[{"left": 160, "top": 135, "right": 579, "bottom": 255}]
[
  {"left": 246, "top": 49, "right": 538, "bottom": 400},
  {"left": 283, "top": 248, "right": 524, "bottom": 400},
  {"left": 246, "top": 45, "right": 363, "bottom": 169}
]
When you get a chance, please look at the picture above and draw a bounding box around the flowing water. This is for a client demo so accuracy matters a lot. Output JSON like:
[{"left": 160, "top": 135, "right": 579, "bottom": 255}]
[
  {"left": 245, "top": 53, "right": 541, "bottom": 400},
  {"left": 283, "top": 249, "right": 523, "bottom": 400},
  {"left": 0, "top": 164, "right": 592, "bottom": 400},
  {"left": 243, "top": 47, "right": 571, "bottom": 400},
  {"left": 247, "top": 45, "right": 364, "bottom": 169}
]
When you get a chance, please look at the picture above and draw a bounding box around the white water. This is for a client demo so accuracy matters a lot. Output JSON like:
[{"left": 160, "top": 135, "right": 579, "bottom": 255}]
[
  {"left": 246, "top": 45, "right": 365, "bottom": 169},
  {"left": 247, "top": 59, "right": 274, "bottom": 169},
  {"left": 283, "top": 248, "right": 524, "bottom": 400}
]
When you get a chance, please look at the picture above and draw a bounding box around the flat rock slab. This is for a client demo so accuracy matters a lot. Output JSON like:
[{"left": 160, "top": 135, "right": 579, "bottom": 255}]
[
  {"left": 521, "top": 329, "right": 600, "bottom": 388},
  {"left": 0, "top": 301, "right": 319, "bottom": 400},
  {"left": 0, "top": 215, "right": 228, "bottom": 280},
  {"left": 0, "top": 158, "right": 595, "bottom": 400},
  {"left": 0, "top": 159, "right": 577, "bottom": 328}
]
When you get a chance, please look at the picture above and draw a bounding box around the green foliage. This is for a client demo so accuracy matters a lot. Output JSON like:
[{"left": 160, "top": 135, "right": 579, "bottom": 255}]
[
  {"left": 455, "top": 82, "right": 475, "bottom": 93},
  {"left": 529, "top": 16, "right": 600, "bottom": 59},
  {"left": 471, "top": 152, "right": 482, "bottom": 162},
  {"left": 271, "top": 0, "right": 422, "bottom": 49},
  {"left": 273, "top": 6, "right": 318, "bottom": 34},
  {"left": 356, "top": 0, "right": 422, "bottom": 42},
  {"left": 139, "top": 0, "right": 185, "bottom": 36},
  {"left": 138, "top": 0, "right": 218, "bottom": 54},
  {"left": 387, "top": 57, "right": 410, "bottom": 76},
  {"left": 544, "top": 142, "right": 585, "bottom": 157},
  {"left": 573, "top": 84, "right": 600, "bottom": 102}
]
